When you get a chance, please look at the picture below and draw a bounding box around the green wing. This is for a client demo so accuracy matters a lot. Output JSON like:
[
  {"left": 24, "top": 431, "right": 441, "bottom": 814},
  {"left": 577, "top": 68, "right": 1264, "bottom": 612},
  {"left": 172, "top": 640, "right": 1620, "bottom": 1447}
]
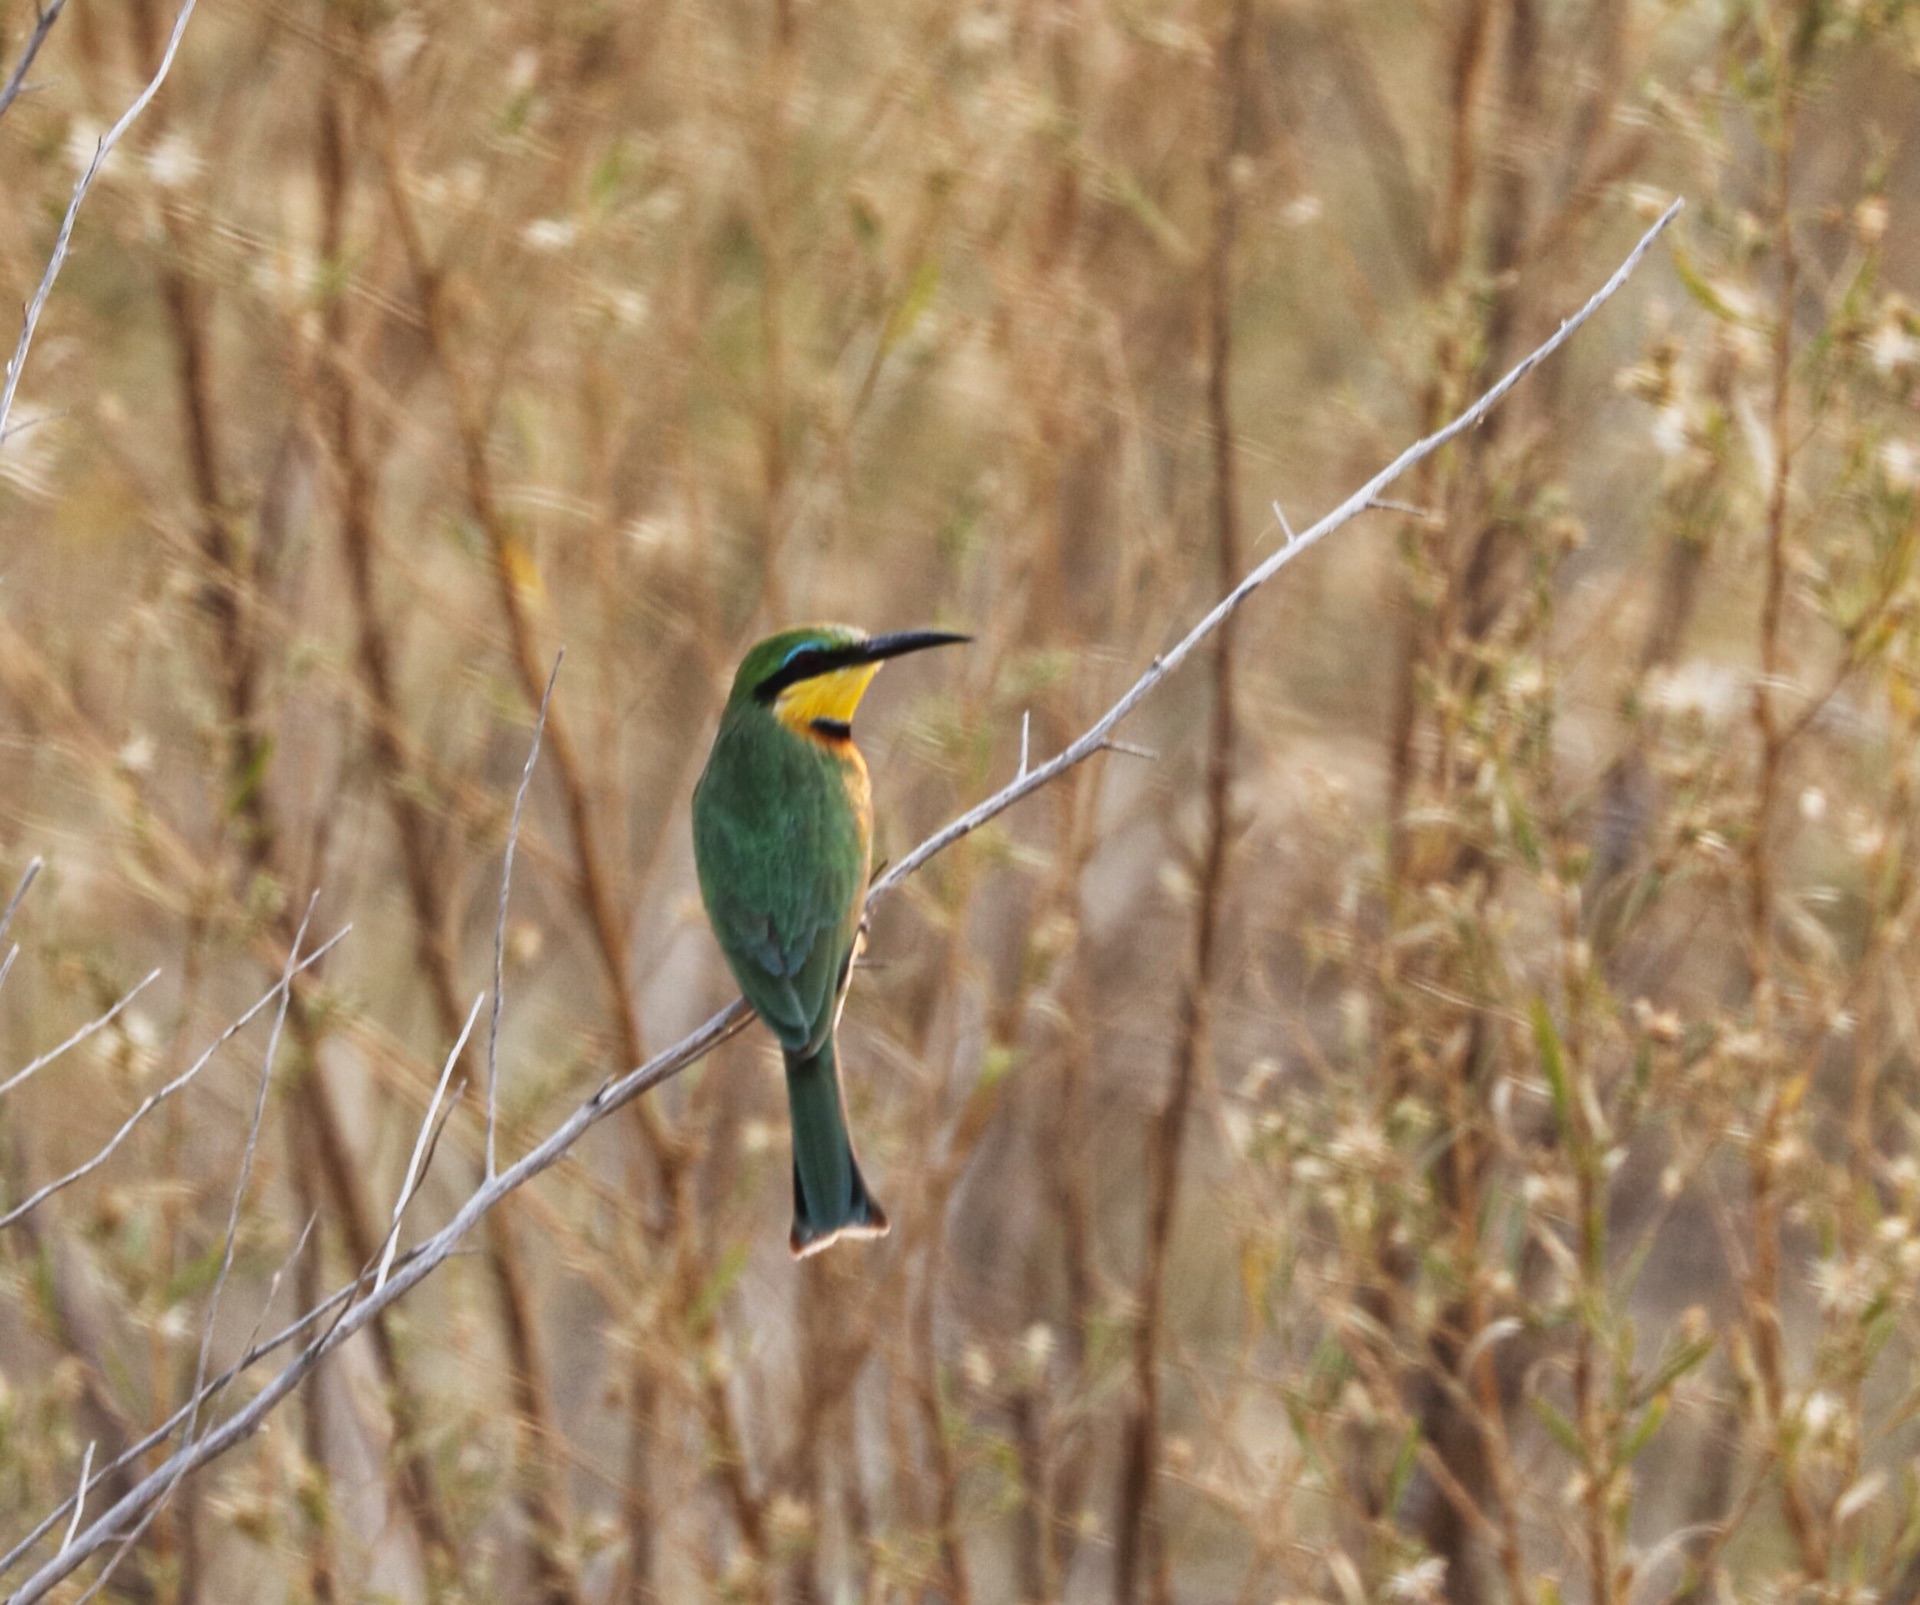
[{"left": 692, "top": 716, "right": 869, "bottom": 1055}]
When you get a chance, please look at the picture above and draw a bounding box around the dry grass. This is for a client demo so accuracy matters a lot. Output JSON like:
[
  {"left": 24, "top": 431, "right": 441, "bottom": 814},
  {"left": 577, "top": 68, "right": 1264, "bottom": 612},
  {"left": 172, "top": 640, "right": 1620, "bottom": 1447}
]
[{"left": 3, "top": 1, "right": 1920, "bottom": 1602}]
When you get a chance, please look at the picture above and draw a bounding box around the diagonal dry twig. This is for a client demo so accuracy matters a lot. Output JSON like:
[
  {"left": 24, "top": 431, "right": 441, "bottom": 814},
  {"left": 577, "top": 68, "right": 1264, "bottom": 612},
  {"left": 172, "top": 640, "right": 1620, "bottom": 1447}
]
[
  {"left": 54, "top": 1442, "right": 89, "bottom": 1558},
  {"left": 0, "top": 928, "right": 348, "bottom": 1232},
  {"left": 0, "top": 969, "right": 161, "bottom": 1101},
  {"left": 3, "top": 196, "right": 1682, "bottom": 1605},
  {"left": 0, "top": 0, "right": 201, "bottom": 446},
  {"left": 0, "top": 859, "right": 41, "bottom": 1001},
  {"left": 0, "top": 1212, "right": 436, "bottom": 1581},
  {"left": 188, "top": 897, "right": 315, "bottom": 1431},
  {"left": 489, "top": 652, "right": 561, "bottom": 1178},
  {"left": 0, "top": 857, "right": 40, "bottom": 945},
  {"left": 0, "top": 0, "right": 66, "bottom": 124},
  {"left": 70, "top": 896, "right": 313, "bottom": 1605},
  {"left": 379, "top": 993, "right": 482, "bottom": 1291},
  {"left": 871, "top": 199, "right": 1684, "bottom": 904},
  {"left": 235, "top": 1211, "right": 319, "bottom": 1372}
]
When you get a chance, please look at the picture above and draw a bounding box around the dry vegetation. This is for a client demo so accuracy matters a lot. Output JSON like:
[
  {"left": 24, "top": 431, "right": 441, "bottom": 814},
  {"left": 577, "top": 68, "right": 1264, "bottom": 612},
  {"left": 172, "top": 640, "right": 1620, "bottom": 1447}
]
[{"left": 2, "top": 0, "right": 1920, "bottom": 1601}]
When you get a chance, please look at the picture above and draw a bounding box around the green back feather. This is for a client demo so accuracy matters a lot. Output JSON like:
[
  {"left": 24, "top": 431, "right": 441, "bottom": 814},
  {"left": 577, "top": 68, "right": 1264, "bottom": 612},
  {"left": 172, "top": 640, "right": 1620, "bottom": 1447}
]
[
  {"left": 692, "top": 691, "right": 870, "bottom": 1054},
  {"left": 693, "top": 624, "right": 891, "bottom": 1252}
]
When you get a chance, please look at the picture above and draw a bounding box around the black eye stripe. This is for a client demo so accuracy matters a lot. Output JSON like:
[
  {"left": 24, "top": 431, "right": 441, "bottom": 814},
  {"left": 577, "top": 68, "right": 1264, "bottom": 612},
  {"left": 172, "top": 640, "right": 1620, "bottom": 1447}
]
[{"left": 753, "top": 643, "right": 869, "bottom": 702}]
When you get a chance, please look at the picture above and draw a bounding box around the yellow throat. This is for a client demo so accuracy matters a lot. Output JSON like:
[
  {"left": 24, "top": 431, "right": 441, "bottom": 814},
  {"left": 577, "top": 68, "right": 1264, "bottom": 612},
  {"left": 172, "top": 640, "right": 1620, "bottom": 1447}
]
[{"left": 774, "top": 662, "right": 881, "bottom": 741}]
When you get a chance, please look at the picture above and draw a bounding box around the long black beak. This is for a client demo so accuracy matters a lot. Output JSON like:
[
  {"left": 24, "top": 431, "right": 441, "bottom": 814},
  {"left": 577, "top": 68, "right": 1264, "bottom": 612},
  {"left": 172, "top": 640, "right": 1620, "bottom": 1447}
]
[{"left": 853, "top": 629, "right": 972, "bottom": 665}]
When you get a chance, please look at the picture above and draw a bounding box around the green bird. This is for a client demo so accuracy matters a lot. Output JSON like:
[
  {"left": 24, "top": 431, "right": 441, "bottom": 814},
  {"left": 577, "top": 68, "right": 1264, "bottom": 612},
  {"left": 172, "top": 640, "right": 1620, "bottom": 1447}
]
[{"left": 693, "top": 623, "right": 968, "bottom": 1257}]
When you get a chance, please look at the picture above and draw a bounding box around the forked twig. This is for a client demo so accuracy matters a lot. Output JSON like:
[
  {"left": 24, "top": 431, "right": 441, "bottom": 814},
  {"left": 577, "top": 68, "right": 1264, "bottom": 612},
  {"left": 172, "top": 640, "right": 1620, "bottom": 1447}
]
[
  {"left": 69, "top": 899, "right": 312, "bottom": 1605},
  {"left": 188, "top": 898, "right": 314, "bottom": 1428},
  {"left": 0, "top": 0, "right": 66, "bottom": 125},
  {"left": 488, "top": 651, "right": 561, "bottom": 1178},
  {"left": 237, "top": 1211, "right": 319, "bottom": 1367},
  {"left": 2, "top": 198, "right": 1682, "bottom": 1605},
  {"left": 0, "top": 928, "right": 347, "bottom": 1232},
  {"left": 868, "top": 199, "right": 1685, "bottom": 906},
  {"left": 0, "top": 1220, "right": 423, "bottom": 1580}
]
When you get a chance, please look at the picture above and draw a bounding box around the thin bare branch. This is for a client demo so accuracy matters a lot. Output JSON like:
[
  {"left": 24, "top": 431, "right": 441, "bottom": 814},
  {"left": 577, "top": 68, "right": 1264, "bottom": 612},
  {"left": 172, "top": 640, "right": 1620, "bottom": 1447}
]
[
  {"left": 0, "top": 0, "right": 201, "bottom": 446},
  {"left": 0, "top": 928, "right": 347, "bottom": 1232},
  {"left": 1366, "top": 496, "right": 1440, "bottom": 521},
  {"left": 189, "top": 897, "right": 313, "bottom": 1436},
  {"left": 55, "top": 1444, "right": 90, "bottom": 1557},
  {"left": 0, "top": 1218, "right": 420, "bottom": 1580},
  {"left": 380, "top": 993, "right": 482, "bottom": 1292},
  {"left": 0, "top": 0, "right": 66, "bottom": 124},
  {"left": 8, "top": 1006, "right": 751, "bottom": 1600},
  {"left": 489, "top": 652, "right": 561, "bottom": 1179},
  {"left": 72, "top": 900, "right": 313, "bottom": 1605},
  {"left": 4, "top": 198, "right": 1680, "bottom": 1605},
  {"left": 872, "top": 200, "right": 1685, "bottom": 904},
  {"left": 0, "top": 857, "right": 40, "bottom": 947},
  {"left": 0, "top": 968, "right": 161, "bottom": 1102},
  {"left": 238, "top": 1211, "right": 318, "bottom": 1365}
]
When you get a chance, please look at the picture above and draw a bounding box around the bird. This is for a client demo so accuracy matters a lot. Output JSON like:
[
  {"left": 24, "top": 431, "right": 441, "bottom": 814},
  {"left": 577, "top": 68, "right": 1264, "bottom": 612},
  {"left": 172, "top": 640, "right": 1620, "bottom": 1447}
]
[{"left": 692, "top": 623, "right": 969, "bottom": 1257}]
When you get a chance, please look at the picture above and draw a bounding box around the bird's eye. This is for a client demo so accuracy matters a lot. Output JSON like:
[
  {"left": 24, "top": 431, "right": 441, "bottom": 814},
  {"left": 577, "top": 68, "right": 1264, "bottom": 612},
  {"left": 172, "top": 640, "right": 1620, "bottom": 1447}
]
[{"left": 754, "top": 643, "right": 826, "bottom": 702}]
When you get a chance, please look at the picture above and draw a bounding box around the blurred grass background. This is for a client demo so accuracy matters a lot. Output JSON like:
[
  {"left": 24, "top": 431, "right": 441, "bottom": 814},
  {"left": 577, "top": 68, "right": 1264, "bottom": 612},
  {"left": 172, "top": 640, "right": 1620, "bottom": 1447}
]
[{"left": 4, "top": 0, "right": 1920, "bottom": 1601}]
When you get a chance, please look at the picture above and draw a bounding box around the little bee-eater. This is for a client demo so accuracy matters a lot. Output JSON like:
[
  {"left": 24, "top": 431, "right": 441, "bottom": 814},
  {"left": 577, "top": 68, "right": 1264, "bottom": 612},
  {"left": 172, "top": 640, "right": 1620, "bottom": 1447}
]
[{"left": 693, "top": 624, "right": 968, "bottom": 1257}]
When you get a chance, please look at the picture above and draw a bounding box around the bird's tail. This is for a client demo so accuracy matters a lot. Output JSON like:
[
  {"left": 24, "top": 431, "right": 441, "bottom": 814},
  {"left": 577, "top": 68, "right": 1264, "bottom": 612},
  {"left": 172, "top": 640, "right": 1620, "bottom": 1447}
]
[{"left": 784, "top": 1033, "right": 889, "bottom": 1257}]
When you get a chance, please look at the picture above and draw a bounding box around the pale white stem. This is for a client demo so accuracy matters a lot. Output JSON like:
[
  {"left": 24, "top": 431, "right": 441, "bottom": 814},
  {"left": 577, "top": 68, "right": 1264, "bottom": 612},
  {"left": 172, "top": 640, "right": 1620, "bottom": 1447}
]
[
  {"left": 235, "top": 1211, "right": 318, "bottom": 1367},
  {"left": 0, "top": 857, "right": 40, "bottom": 946},
  {"left": 0, "top": 1218, "right": 365, "bottom": 1579},
  {"left": 870, "top": 200, "right": 1685, "bottom": 906},
  {"left": 0, "top": 929, "right": 346, "bottom": 1232},
  {"left": 0, "top": 856, "right": 35, "bottom": 999},
  {"left": 1368, "top": 496, "right": 1439, "bottom": 521},
  {"left": 0, "top": 969, "right": 160, "bottom": 1101},
  {"left": 378, "top": 993, "right": 483, "bottom": 1294},
  {"left": 68, "top": 903, "right": 315, "bottom": 1605},
  {"left": 186, "top": 897, "right": 315, "bottom": 1441},
  {"left": 0, "top": 0, "right": 68, "bottom": 123},
  {"left": 0, "top": 0, "right": 202, "bottom": 446},
  {"left": 489, "top": 651, "right": 562, "bottom": 1179},
  {"left": 55, "top": 1444, "right": 91, "bottom": 1556}
]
